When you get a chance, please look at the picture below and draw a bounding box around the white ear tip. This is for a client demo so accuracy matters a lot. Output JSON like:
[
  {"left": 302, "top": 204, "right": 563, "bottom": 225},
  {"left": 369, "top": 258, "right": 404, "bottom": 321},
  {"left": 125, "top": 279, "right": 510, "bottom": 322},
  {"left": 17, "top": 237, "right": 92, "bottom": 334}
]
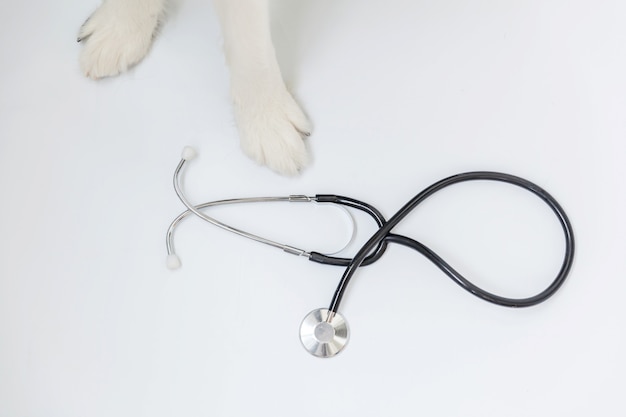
[
  {"left": 166, "top": 254, "right": 182, "bottom": 270},
  {"left": 181, "top": 146, "right": 198, "bottom": 161}
]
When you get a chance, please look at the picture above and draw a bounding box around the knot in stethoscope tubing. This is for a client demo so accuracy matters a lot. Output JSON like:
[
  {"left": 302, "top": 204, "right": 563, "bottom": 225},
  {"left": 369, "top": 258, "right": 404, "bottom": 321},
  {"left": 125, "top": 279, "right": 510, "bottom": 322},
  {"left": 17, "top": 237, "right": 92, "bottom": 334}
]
[{"left": 306, "top": 194, "right": 388, "bottom": 267}]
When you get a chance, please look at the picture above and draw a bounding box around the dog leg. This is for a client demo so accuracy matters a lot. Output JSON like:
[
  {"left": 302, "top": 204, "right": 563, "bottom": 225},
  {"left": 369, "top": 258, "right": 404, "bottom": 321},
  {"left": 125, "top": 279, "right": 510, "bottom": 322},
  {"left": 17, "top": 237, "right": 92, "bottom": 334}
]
[
  {"left": 213, "top": 0, "right": 311, "bottom": 176},
  {"left": 78, "top": 0, "right": 167, "bottom": 79}
]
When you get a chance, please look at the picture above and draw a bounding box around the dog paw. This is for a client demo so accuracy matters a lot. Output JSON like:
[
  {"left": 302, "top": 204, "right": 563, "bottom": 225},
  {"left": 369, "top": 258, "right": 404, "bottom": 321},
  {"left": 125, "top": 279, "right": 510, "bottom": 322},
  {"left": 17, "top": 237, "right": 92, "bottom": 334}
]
[
  {"left": 77, "top": 1, "right": 163, "bottom": 79},
  {"left": 234, "top": 87, "right": 312, "bottom": 176}
]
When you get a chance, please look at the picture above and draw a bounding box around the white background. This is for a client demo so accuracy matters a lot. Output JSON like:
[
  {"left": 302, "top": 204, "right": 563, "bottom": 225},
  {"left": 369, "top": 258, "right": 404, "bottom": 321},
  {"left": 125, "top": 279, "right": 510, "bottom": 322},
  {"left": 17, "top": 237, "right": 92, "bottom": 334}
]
[{"left": 1, "top": 0, "right": 625, "bottom": 416}]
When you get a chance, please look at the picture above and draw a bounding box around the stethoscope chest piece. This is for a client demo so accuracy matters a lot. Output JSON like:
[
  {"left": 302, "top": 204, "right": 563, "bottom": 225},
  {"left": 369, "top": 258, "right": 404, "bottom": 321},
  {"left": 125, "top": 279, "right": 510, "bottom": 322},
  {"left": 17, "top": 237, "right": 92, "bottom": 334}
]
[{"left": 300, "top": 308, "right": 349, "bottom": 358}]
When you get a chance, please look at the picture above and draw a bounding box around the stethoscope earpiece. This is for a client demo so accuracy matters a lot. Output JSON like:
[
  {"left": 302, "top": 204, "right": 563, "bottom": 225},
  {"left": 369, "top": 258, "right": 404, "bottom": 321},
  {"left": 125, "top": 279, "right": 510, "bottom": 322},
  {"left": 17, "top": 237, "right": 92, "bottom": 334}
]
[
  {"left": 181, "top": 146, "right": 198, "bottom": 161},
  {"left": 166, "top": 253, "right": 182, "bottom": 270}
]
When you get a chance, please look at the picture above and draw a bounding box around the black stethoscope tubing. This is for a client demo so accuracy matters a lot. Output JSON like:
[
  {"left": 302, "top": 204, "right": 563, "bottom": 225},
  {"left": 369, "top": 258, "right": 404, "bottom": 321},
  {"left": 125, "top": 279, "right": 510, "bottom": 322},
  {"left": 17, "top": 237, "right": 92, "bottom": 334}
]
[
  {"left": 308, "top": 194, "right": 389, "bottom": 267},
  {"left": 310, "top": 172, "right": 575, "bottom": 314}
]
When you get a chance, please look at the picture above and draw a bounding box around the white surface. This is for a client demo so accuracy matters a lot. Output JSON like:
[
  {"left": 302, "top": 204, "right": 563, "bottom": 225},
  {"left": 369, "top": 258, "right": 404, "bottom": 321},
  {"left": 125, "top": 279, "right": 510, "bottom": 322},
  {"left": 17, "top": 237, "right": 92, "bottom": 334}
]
[{"left": 1, "top": 0, "right": 625, "bottom": 416}]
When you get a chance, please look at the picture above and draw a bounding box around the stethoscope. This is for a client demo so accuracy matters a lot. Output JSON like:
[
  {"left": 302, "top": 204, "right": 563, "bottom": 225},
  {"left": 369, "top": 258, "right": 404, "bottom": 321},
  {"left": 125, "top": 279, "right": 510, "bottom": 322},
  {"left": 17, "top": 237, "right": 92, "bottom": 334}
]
[{"left": 166, "top": 147, "right": 575, "bottom": 358}]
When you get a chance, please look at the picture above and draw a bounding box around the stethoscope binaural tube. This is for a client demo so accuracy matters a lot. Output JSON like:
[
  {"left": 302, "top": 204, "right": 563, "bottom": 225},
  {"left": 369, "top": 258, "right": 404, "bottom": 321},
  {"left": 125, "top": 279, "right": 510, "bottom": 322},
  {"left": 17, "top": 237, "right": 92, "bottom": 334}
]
[
  {"left": 166, "top": 147, "right": 390, "bottom": 269},
  {"left": 325, "top": 171, "right": 575, "bottom": 319}
]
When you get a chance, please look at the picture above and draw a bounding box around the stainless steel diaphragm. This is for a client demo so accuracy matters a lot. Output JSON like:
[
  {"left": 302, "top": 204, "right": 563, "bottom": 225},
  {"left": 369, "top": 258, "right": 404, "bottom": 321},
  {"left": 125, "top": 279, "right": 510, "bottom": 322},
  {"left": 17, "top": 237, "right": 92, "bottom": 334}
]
[{"left": 300, "top": 308, "right": 349, "bottom": 358}]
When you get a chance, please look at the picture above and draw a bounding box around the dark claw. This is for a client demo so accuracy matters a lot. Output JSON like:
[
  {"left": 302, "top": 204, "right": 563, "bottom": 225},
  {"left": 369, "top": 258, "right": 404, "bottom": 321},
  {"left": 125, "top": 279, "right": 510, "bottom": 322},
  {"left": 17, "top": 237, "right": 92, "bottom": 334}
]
[
  {"left": 296, "top": 128, "right": 311, "bottom": 137},
  {"left": 77, "top": 16, "right": 91, "bottom": 43}
]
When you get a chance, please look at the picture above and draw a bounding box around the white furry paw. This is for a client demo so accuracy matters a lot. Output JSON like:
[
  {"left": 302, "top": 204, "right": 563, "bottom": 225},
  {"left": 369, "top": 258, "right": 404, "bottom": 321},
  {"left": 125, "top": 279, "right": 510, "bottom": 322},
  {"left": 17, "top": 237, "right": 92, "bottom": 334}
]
[
  {"left": 234, "top": 87, "right": 312, "bottom": 176},
  {"left": 77, "top": 0, "right": 165, "bottom": 79}
]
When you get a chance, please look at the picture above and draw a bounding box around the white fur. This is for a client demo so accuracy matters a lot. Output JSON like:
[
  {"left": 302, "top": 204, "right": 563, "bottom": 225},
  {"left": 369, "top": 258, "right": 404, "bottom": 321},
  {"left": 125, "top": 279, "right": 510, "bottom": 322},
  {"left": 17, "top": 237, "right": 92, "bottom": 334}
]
[
  {"left": 78, "top": 0, "right": 166, "bottom": 79},
  {"left": 78, "top": 0, "right": 311, "bottom": 176}
]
